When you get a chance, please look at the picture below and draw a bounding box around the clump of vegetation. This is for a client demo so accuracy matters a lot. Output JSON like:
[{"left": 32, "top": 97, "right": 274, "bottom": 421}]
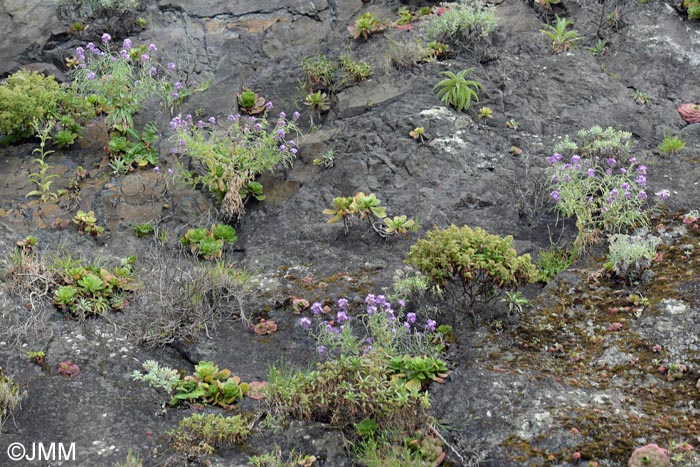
[
  {"left": 433, "top": 69, "right": 482, "bottom": 112},
  {"left": 52, "top": 256, "right": 137, "bottom": 317},
  {"left": 536, "top": 245, "right": 575, "bottom": 282},
  {"left": 387, "top": 355, "right": 449, "bottom": 391},
  {"left": 169, "top": 413, "right": 250, "bottom": 463},
  {"left": 478, "top": 106, "right": 493, "bottom": 119},
  {"left": 73, "top": 210, "right": 104, "bottom": 236},
  {"left": 112, "top": 449, "right": 143, "bottom": 467},
  {"left": 248, "top": 449, "right": 317, "bottom": 467},
  {"left": 657, "top": 134, "right": 686, "bottom": 156},
  {"left": 540, "top": 16, "right": 582, "bottom": 53},
  {"left": 131, "top": 360, "right": 180, "bottom": 392},
  {"left": 340, "top": 54, "right": 373, "bottom": 82},
  {"left": 171, "top": 108, "right": 301, "bottom": 218},
  {"left": 406, "top": 225, "right": 537, "bottom": 310},
  {"left": 424, "top": 0, "right": 497, "bottom": 52},
  {"left": 548, "top": 126, "right": 659, "bottom": 249},
  {"left": 180, "top": 224, "right": 237, "bottom": 260},
  {"left": 385, "top": 39, "right": 427, "bottom": 70},
  {"left": 170, "top": 361, "right": 249, "bottom": 408},
  {"left": 26, "top": 120, "right": 59, "bottom": 203},
  {"left": 0, "top": 370, "right": 25, "bottom": 428},
  {"left": 237, "top": 88, "right": 267, "bottom": 114},
  {"left": 324, "top": 192, "right": 419, "bottom": 238},
  {"left": 682, "top": 0, "right": 700, "bottom": 20},
  {"left": 604, "top": 234, "right": 661, "bottom": 281},
  {"left": 0, "top": 69, "right": 93, "bottom": 145},
  {"left": 266, "top": 352, "right": 430, "bottom": 431},
  {"left": 107, "top": 122, "right": 160, "bottom": 173},
  {"left": 301, "top": 54, "right": 336, "bottom": 91},
  {"left": 348, "top": 12, "right": 386, "bottom": 40},
  {"left": 133, "top": 223, "right": 155, "bottom": 238}
]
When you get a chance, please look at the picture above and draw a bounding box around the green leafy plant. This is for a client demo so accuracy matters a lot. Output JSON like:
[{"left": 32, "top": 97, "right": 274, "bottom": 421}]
[
  {"left": 548, "top": 126, "right": 655, "bottom": 250},
  {"left": 52, "top": 256, "right": 137, "bottom": 317},
  {"left": 424, "top": 41, "right": 450, "bottom": 61},
  {"left": 27, "top": 350, "right": 45, "bottom": 364},
  {"left": 133, "top": 223, "right": 155, "bottom": 238},
  {"left": 107, "top": 121, "right": 159, "bottom": 170},
  {"left": 237, "top": 88, "right": 266, "bottom": 114},
  {"left": 658, "top": 135, "right": 686, "bottom": 156},
  {"left": 170, "top": 361, "right": 249, "bottom": 407},
  {"left": 304, "top": 91, "right": 331, "bottom": 115},
  {"left": 536, "top": 245, "right": 574, "bottom": 282},
  {"left": 240, "top": 181, "right": 266, "bottom": 202},
  {"left": 387, "top": 355, "right": 449, "bottom": 391},
  {"left": 0, "top": 370, "right": 25, "bottom": 427},
  {"left": 406, "top": 225, "right": 537, "bottom": 309},
  {"left": 409, "top": 127, "right": 428, "bottom": 143},
  {"left": 683, "top": 0, "right": 700, "bottom": 20},
  {"left": 131, "top": 360, "right": 180, "bottom": 392},
  {"left": 0, "top": 69, "right": 93, "bottom": 144},
  {"left": 478, "top": 106, "right": 493, "bottom": 119},
  {"left": 313, "top": 149, "right": 336, "bottom": 168},
  {"left": 171, "top": 108, "right": 301, "bottom": 218},
  {"left": 301, "top": 54, "right": 336, "bottom": 91},
  {"left": 58, "top": 360, "right": 80, "bottom": 377},
  {"left": 73, "top": 210, "right": 104, "bottom": 236},
  {"left": 323, "top": 192, "right": 418, "bottom": 238},
  {"left": 180, "top": 224, "right": 237, "bottom": 260},
  {"left": 424, "top": 0, "right": 496, "bottom": 51},
  {"left": 72, "top": 39, "right": 177, "bottom": 134},
  {"left": 588, "top": 39, "right": 607, "bottom": 56},
  {"left": 604, "top": 234, "right": 661, "bottom": 281},
  {"left": 169, "top": 413, "right": 250, "bottom": 462},
  {"left": 26, "top": 120, "right": 59, "bottom": 203},
  {"left": 340, "top": 54, "right": 373, "bottom": 82},
  {"left": 433, "top": 69, "right": 482, "bottom": 112},
  {"left": 501, "top": 290, "right": 530, "bottom": 315},
  {"left": 540, "top": 16, "right": 582, "bottom": 53},
  {"left": 348, "top": 12, "right": 385, "bottom": 40},
  {"left": 631, "top": 90, "right": 650, "bottom": 105}
]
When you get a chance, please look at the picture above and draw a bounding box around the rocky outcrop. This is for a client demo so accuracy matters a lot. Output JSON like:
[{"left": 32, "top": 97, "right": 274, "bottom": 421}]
[{"left": 0, "top": 0, "right": 58, "bottom": 76}]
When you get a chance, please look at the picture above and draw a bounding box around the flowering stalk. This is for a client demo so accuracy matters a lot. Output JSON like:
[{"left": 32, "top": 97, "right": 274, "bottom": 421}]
[
  {"left": 71, "top": 38, "right": 182, "bottom": 133},
  {"left": 547, "top": 152, "right": 666, "bottom": 249},
  {"left": 170, "top": 109, "right": 302, "bottom": 218}
]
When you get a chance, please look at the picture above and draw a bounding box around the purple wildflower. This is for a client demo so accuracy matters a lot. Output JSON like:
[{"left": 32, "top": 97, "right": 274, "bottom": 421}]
[
  {"left": 299, "top": 317, "right": 312, "bottom": 330},
  {"left": 119, "top": 49, "right": 130, "bottom": 60},
  {"left": 86, "top": 71, "right": 96, "bottom": 80},
  {"left": 317, "top": 345, "right": 327, "bottom": 356},
  {"left": 167, "top": 168, "right": 174, "bottom": 174},
  {"left": 278, "top": 112, "right": 286, "bottom": 119},
  {"left": 636, "top": 175, "right": 647, "bottom": 186},
  {"left": 265, "top": 101, "right": 273, "bottom": 110},
  {"left": 141, "top": 54, "right": 150, "bottom": 62},
  {"left": 148, "top": 43, "right": 157, "bottom": 53},
  {"left": 655, "top": 189, "right": 670, "bottom": 200},
  {"left": 167, "top": 62, "right": 176, "bottom": 70},
  {"left": 208, "top": 117, "right": 216, "bottom": 124},
  {"left": 290, "top": 148, "right": 298, "bottom": 155},
  {"left": 425, "top": 320, "right": 437, "bottom": 332},
  {"left": 550, "top": 190, "right": 560, "bottom": 202},
  {"left": 293, "top": 111, "right": 301, "bottom": 120},
  {"left": 337, "top": 298, "right": 349, "bottom": 310},
  {"left": 607, "top": 158, "right": 617, "bottom": 167},
  {"left": 153, "top": 166, "right": 160, "bottom": 172},
  {"left": 310, "top": 302, "right": 323, "bottom": 315},
  {"left": 149, "top": 66, "right": 157, "bottom": 77},
  {"left": 101, "top": 33, "right": 111, "bottom": 43},
  {"left": 637, "top": 165, "right": 647, "bottom": 175},
  {"left": 122, "top": 38, "right": 132, "bottom": 50},
  {"left": 404, "top": 322, "right": 412, "bottom": 331},
  {"left": 174, "top": 81, "right": 182, "bottom": 90},
  {"left": 170, "top": 91, "right": 179, "bottom": 99},
  {"left": 548, "top": 153, "right": 563, "bottom": 165},
  {"left": 278, "top": 145, "right": 287, "bottom": 152},
  {"left": 571, "top": 155, "right": 581, "bottom": 164},
  {"left": 228, "top": 114, "right": 240, "bottom": 122},
  {"left": 586, "top": 168, "right": 595, "bottom": 177},
  {"left": 398, "top": 299, "right": 406, "bottom": 308},
  {"left": 254, "top": 123, "right": 262, "bottom": 131},
  {"left": 277, "top": 129, "right": 286, "bottom": 138},
  {"left": 336, "top": 311, "right": 349, "bottom": 323},
  {"left": 406, "top": 312, "right": 416, "bottom": 324},
  {"left": 638, "top": 191, "right": 648, "bottom": 200}
]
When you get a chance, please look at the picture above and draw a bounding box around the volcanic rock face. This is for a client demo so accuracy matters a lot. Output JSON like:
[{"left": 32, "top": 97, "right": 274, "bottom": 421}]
[{"left": 0, "top": 1, "right": 58, "bottom": 76}]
